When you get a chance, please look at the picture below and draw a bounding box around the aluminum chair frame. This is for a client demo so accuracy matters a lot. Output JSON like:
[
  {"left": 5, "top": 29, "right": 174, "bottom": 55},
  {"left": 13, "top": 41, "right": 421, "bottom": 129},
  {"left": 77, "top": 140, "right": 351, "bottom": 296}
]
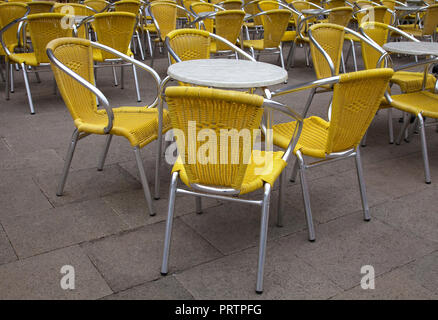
[
  {"left": 47, "top": 40, "right": 165, "bottom": 212},
  {"left": 160, "top": 89, "right": 303, "bottom": 294}
]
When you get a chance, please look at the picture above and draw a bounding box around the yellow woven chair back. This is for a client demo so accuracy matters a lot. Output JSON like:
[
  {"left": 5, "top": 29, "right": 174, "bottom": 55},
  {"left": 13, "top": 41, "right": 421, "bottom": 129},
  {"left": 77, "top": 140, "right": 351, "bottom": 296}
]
[
  {"left": 258, "top": 0, "right": 280, "bottom": 11},
  {"left": 215, "top": 9, "right": 245, "bottom": 51},
  {"left": 150, "top": 2, "right": 178, "bottom": 41},
  {"left": 191, "top": 2, "right": 217, "bottom": 32},
  {"left": 221, "top": 0, "right": 243, "bottom": 10},
  {"left": 165, "top": 86, "right": 265, "bottom": 190},
  {"left": 422, "top": 4, "right": 438, "bottom": 36},
  {"left": 324, "top": 0, "right": 346, "bottom": 9},
  {"left": 114, "top": 0, "right": 141, "bottom": 15},
  {"left": 360, "top": 21, "right": 388, "bottom": 69},
  {"left": 27, "top": 1, "right": 54, "bottom": 14},
  {"left": 260, "top": 9, "right": 292, "bottom": 48},
  {"left": 307, "top": 0, "right": 321, "bottom": 6},
  {"left": 309, "top": 23, "right": 345, "bottom": 79},
  {"left": 290, "top": 1, "right": 313, "bottom": 33},
  {"left": 84, "top": 0, "right": 109, "bottom": 13},
  {"left": 167, "top": 28, "right": 210, "bottom": 64},
  {"left": 328, "top": 6, "right": 353, "bottom": 27},
  {"left": 327, "top": 68, "right": 394, "bottom": 153},
  {"left": 244, "top": 0, "right": 263, "bottom": 26},
  {"left": 47, "top": 37, "right": 99, "bottom": 126},
  {"left": 93, "top": 12, "right": 137, "bottom": 60},
  {"left": 7, "top": 0, "right": 31, "bottom": 2},
  {"left": 53, "top": 3, "right": 95, "bottom": 16},
  {"left": 380, "top": 0, "right": 396, "bottom": 10},
  {"left": 355, "top": 0, "right": 375, "bottom": 9},
  {"left": 27, "top": 13, "right": 73, "bottom": 64},
  {"left": 210, "top": 0, "right": 223, "bottom": 4},
  {"left": 0, "top": 3, "right": 28, "bottom": 50},
  {"left": 356, "top": 6, "right": 391, "bottom": 25}
]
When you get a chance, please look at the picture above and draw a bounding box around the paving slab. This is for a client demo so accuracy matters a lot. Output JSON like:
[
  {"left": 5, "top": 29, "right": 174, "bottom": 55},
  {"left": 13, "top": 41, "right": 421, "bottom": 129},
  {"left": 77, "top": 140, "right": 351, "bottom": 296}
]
[
  {"left": 0, "top": 245, "right": 112, "bottom": 299},
  {"left": 1, "top": 198, "right": 128, "bottom": 259},
  {"left": 82, "top": 218, "right": 223, "bottom": 292},
  {"left": 103, "top": 276, "right": 194, "bottom": 300}
]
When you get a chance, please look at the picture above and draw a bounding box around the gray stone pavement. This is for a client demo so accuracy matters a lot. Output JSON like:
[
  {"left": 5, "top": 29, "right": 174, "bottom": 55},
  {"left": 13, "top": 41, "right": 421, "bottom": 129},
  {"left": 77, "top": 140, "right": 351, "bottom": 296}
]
[{"left": 0, "top": 45, "right": 437, "bottom": 300}]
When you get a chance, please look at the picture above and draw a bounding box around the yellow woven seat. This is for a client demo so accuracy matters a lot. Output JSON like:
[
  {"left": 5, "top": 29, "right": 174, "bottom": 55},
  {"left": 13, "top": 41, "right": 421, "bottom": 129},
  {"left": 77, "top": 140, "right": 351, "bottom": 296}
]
[
  {"left": 92, "top": 48, "right": 134, "bottom": 62},
  {"left": 76, "top": 107, "right": 171, "bottom": 148},
  {"left": 273, "top": 116, "right": 329, "bottom": 158},
  {"left": 281, "top": 30, "right": 297, "bottom": 42},
  {"left": 242, "top": 39, "right": 265, "bottom": 50},
  {"left": 7, "top": 52, "right": 38, "bottom": 66},
  {"left": 173, "top": 151, "right": 287, "bottom": 195},
  {"left": 391, "top": 91, "right": 438, "bottom": 119},
  {"left": 398, "top": 26, "right": 423, "bottom": 37},
  {"left": 391, "top": 71, "right": 436, "bottom": 93}
]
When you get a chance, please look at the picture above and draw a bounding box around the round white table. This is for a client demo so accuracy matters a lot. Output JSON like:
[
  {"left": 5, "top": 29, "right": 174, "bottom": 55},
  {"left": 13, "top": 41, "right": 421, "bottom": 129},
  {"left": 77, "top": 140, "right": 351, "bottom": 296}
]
[
  {"left": 383, "top": 42, "right": 438, "bottom": 56},
  {"left": 167, "top": 59, "right": 288, "bottom": 89}
]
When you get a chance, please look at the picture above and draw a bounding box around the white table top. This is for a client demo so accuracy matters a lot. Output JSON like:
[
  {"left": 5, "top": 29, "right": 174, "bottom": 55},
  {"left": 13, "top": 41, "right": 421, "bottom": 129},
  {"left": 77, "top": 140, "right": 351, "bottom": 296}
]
[
  {"left": 167, "top": 59, "right": 288, "bottom": 88},
  {"left": 383, "top": 42, "right": 438, "bottom": 56},
  {"left": 301, "top": 9, "right": 323, "bottom": 15}
]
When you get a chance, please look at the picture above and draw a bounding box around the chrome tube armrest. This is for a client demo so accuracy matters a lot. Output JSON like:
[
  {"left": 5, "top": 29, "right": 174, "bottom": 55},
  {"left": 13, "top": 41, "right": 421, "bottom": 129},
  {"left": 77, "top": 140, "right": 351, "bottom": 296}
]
[
  {"left": 272, "top": 75, "right": 340, "bottom": 97},
  {"left": 263, "top": 98, "right": 304, "bottom": 162},
  {"left": 46, "top": 46, "right": 114, "bottom": 134},
  {"left": 165, "top": 36, "right": 182, "bottom": 63}
]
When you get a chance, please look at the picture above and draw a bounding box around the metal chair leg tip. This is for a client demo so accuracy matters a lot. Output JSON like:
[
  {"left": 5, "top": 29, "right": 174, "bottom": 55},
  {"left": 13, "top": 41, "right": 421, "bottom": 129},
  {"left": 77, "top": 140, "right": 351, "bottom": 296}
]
[
  {"left": 290, "top": 179, "right": 295, "bottom": 183},
  {"left": 255, "top": 290, "right": 263, "bottom": 295},
  {"left": 97, "top": 168, "right": 103, "bottom": 172},
  {"left": 308, "top": 238, "right": 315, "bottom": 242},
  {"left": 364, "top": 218, "right": 371, "bottom": 222},
  {"left": 56, "top": 193, "right": 63, "bottom": 197},
  {"left": 154, "top": 197, "right": 160, "bottom": 200},
  {"left": 137, "top": 100, "right": 141, "bottom": 103},
  {"left": 389, "top": 142, "right": 394, "bottom": 144},
  {"left": 149, "top": 212, "right": 156, "bottom": 217},
  {"left": 426, "top": 181, "right": 431, "bottom": 184},
  {"left": 30, "top": 112, "right": 35, "bottom": 115},
  {"left": 160, "top": 272, "right": 168, "bottom": 276}
]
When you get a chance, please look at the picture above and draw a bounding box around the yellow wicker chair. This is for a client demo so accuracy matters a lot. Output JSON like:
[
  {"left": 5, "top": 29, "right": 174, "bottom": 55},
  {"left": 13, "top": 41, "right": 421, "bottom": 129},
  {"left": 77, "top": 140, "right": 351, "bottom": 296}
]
[
  {"left": 324, "top": 0, "right": 347, "bottom": 9},
  {"left": 0, "top": 2, "right": 29, "bottom": 98},
  {"left": 360, "top": 21, "right": 437, "bottom": 144},
  {"left": 27, "top": 1, "right": 54, "bottom": 14},
  {"left": 212, "top": 9, "right": 245, "bottom": 54},
  {"left": 344, "top": 5, "right": 394, "bottom": 70},
  {"left": 388, "top": 81, "right": 438, "bottom": 184},
  {"left": 286, "top": 0, "right": 323, "bottom": 68},
  {"left": 327, "top": 5, "right": 353, "bottom": 26},
  {"left": 272, "top": 68, "right": 394, "bottom": 241},
  {"left": 91, "top": 12, "right": 142, "bottom": 101},
  {"left": 398, "top": 4, "right": 438, "bottom": 41},
  {"left": 46, "top": 37, "right": 171, "bottom": 214},
  {"left": 220, "top": 0, "right": 243, "bottom": 10},
  {"left": 1, "top": 13, "right": 73, "bottom": 114},
  {"left": 148, "top": 1, "right": 194, "bottom": 67},
  {"left": 160, "top": 85, "right": 303, "bottom": 294},
  {"left": 243, "top": 9, "right": 291, "bottom": 69},
  {"left": 52, "top": 3, "right": 96, "bottom": 39},
  {"left": 190, "top": 2, "right": 224, "bottom": 33},
  {"left": 84, "top": 0, "right": 111, "bottom": 13}
]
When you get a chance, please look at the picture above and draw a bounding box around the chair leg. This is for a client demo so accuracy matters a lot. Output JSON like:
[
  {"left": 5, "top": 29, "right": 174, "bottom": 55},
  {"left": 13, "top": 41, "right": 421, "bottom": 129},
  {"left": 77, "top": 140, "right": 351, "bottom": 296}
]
[
  {"left": 120, "top": 65, "right": 124, "bottom": 90},
  {"left": 0, "top": 63, "right": 5, "bottom": 82},
  {"left": 341, "top": 52, "right": 346, "bottom": 73},
  {"left": 161, "top": 171, "right": 179, "bottom": 276},
  {"left": 418, "top": 114, "right": 431, "bottom": 184},
  {"left": 136, "top": 30, "right": 145, "bottom": 61},
  {"left": 396, "top": 113, "right": 411, "bottom": 145},
  {"left": 132, "top": 64, "right": 141, "bottom": 102},
  {"left": 256, "top": 183, "right": 271, "bottom": 294},
  {"left": 154, "top": 113, "right": 163, "bottom": 200},
  {"left": 286, "top": 41, "right": 296, "bottom": 69},
  {"left": 305, "top": 44, "right": 310, "bottom": 67},
  {"left": 297, "top": 151, "right": 315, "bottom": 242},
  {"left": 278, "top": 45, "right": 285, "bottom": 70},
  {"left": 289, "top": 159, "right": 299, "bottom": 182},
  {"left": 350, "top": 40, "right": 358, "bottom": 72},
  {"left": 150, "top": 41, "right": 156, "bottom": 68},
  {"left": 134, "top": 146, "right": 156, "bottom": 216},
  {"left": 354, "top": 147, "right": 370, "bottom": 221},
  {"left": 5, "top": 61, "right": 9, "bottom": 100},
  {"left": 21, "top": 63, "right": 35, "bottom": 114},
  {"left": 57, "top": 129, "right": 80, "bottom": 196},
  {"left": 361, "top": 131, "right": 368, "bottom": 147},
  {"left": 277, "top": 171, "right": 286, "bottom": 227},
  {"left": 387, "top": 108, "right": 394, "bottom": 144},
  {"left": 112, "top": 62, "right": 118, "bottom": 86},
  {"left": 97, "top": 134, "right": 112, "bottom": 171},
  {"left": 10, "top": 64, "right": 14, "bottom": 93},
  {"left": 302, "top": 87, "right": 316, "bottom": 118},
  {"left": 195, "top": 197, "right": 202, "bottom": 214},
  {"left": 146, "top": 30, "right": 153, "bottom": 59}
]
